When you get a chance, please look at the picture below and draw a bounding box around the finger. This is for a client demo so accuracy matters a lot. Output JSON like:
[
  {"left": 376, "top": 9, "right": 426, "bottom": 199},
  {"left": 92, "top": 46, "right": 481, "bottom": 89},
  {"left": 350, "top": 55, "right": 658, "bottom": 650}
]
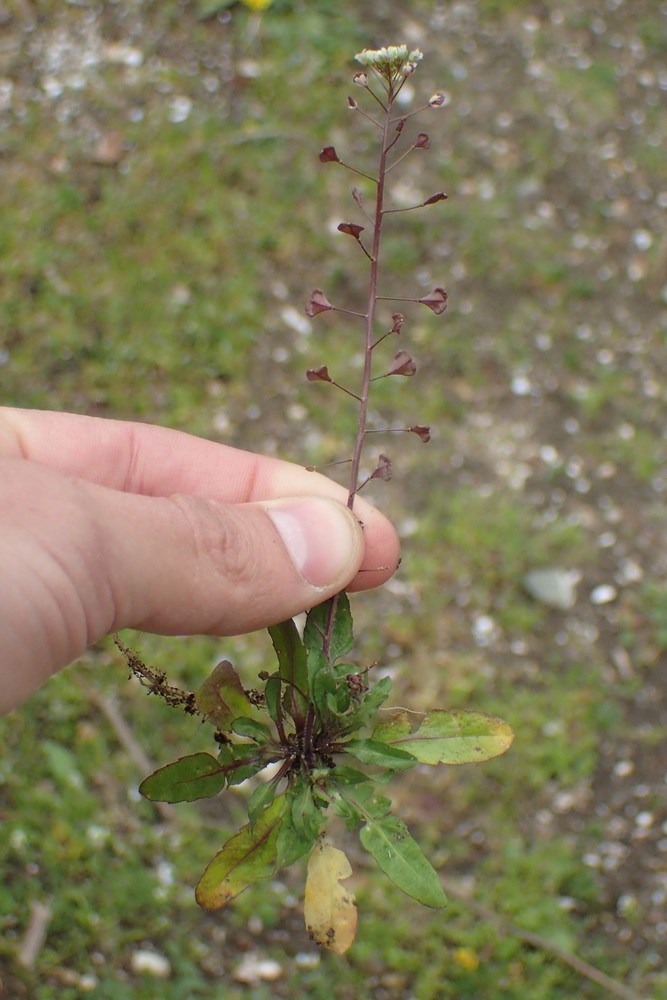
[
  {"left": 0, "top": 462, "right": 367, "bottom": 711},
  {"left": 0, "top": 408, "right": 400, "bottom": 591},
  {"left": 100, "top": 490, "right": 366, "bottom": 635}
]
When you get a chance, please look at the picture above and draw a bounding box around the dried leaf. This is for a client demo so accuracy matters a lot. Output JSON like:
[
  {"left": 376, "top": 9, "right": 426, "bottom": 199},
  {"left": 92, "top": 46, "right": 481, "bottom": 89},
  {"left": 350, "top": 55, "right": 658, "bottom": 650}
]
[
  {"left": 405, "top": 425, "right": 430, "bottom": 443},
  {"left": 304, "top": 839, "right": 357, "bottom": 955},
  {"left": 390, "top": 313, "right": 404, "bottom": 333},
  {"left": 352, "top": 187, "right": 364, "bottom": 208},
  {"left": 319, "top": 146, "right": 340, "bottom": 163},
  {"left": 386, "top": 350, "right": 416, "bottom": 377},
  {"left": 370, "top": 454, "right": 392, "bottom": 482},
  {"left": 195, "top": 660, "right": 252, "bottom": 731},
  {"left": 306, "top": 366, "right": 333, "bottom": 383},
  {"left": 305, "top": 288, "right": 333, "bottom": 316},
  {"left": 414, "top": 132, "right": 430, "bottom": 149},
  {"left": 337, "top": 222, "right": 365, "bottom": 240},
  {"left": 418, "top": 288, "right": 448, "bottom": 314},
  {"left": 423, "top": 192, "right": 447, "bottom": 206}
]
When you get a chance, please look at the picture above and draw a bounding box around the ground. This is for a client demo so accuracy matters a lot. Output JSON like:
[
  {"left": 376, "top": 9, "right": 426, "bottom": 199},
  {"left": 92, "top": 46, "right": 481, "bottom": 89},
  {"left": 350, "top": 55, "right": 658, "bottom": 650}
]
[{"left": 0, "top": 2, "right": 665, "bottom": 998}]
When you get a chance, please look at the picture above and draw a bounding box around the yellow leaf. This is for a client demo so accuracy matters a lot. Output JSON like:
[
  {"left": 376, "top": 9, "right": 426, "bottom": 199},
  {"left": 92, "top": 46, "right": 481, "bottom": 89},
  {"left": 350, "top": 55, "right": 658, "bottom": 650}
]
[{"left": 304, "top": 839, "right": 358, "bottom": 956}]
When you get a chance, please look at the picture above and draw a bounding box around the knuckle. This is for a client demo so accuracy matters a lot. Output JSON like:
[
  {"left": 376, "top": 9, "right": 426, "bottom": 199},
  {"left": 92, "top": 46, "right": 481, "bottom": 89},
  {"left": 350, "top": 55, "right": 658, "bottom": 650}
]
[{"left": 168, "top": 495, "right": 259, "bottom": 587}]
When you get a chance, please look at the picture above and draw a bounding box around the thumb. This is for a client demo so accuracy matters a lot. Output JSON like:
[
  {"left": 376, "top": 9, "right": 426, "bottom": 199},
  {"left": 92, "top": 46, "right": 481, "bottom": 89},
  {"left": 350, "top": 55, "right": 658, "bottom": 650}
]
[{"left": 105, "top": 492, "right": 364, "bottom": 636}]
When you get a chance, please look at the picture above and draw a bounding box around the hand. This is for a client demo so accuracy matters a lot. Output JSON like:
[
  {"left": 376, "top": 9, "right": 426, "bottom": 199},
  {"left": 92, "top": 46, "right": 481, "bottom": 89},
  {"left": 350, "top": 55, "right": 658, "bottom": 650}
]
[{"left": 0, "top": 408, "right": 400, "bottom": 713}]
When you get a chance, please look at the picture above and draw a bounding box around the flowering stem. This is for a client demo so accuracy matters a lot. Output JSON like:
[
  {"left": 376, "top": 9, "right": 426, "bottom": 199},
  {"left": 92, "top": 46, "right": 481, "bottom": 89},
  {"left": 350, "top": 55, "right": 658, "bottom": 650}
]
[{"left": 346, "top": 93, "right": 394, "bottom": 509}]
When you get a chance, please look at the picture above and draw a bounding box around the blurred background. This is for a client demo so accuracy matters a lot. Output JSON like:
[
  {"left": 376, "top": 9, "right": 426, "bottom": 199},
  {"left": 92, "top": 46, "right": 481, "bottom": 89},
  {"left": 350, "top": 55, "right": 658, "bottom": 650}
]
[{"left": 1, "top": 2, "right": 666, "bottom": 997}]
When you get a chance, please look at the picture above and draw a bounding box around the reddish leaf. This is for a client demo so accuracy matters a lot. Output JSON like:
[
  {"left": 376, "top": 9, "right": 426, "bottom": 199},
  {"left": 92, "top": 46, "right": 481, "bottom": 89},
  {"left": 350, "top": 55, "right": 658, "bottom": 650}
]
[
  {"left": 371, "top": 454, "right": 392, "bottom": 482},
  {"left": 414, "top": 133, "right": 430, "bottom": 149},
  {"left": 319, "top": 146, "right": 340, "bottom": 163},
  {"left": 306, "top": 366, "right": 333, "bottom": 383},
  {"left": 305, "top": 289, "right": 333, "bottom": 316},
  {"left": 386, "top": 350, "right": 416, "bottom": 377},
  {"left": 409, "top": 425, "right": 431, "bottom": 443},
  {"left": 337, "top": 222, "right": 365, "bottom": 240},
  {"left": 390, "top": 313, "right": 404, "bottom": 334},
  {"left": 418, "top": 288, "right": 448, "bottom": 314},
  {"left": 423, "top": 192, "right": 447, "bottom": 206},
  {"left": 394, "top": 118, "right": 405, "bottom": 134}
]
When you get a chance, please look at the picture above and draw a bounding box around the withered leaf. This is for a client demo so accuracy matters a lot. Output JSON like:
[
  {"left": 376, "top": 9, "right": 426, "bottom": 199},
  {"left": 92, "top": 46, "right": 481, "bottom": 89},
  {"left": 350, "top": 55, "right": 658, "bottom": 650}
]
[
  {"left": 414, "top": 132, "right": 430, "bottom": 149},
  {"left": 390, "top": 313, "right": 404, "bottom": 334},
  {"left": 304, "top": 839, "right": 357, "bottom": 956}
]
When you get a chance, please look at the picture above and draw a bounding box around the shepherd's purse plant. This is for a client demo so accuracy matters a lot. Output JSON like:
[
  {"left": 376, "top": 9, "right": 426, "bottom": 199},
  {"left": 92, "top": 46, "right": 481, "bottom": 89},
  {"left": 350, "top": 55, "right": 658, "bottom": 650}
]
[{"left": 116, "top": 44, "right": 513, "bottom": 955}]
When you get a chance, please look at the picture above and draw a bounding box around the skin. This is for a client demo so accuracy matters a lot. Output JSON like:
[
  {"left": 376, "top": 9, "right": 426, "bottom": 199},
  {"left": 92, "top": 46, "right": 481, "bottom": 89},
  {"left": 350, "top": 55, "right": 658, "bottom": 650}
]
[{"left": 0, "top": 407, "right": 400, "bottom": 714}]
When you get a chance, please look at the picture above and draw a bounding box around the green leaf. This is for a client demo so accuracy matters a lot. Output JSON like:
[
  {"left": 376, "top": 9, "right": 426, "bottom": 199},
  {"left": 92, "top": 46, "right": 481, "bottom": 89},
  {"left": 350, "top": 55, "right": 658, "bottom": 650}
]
[
  {"left": 223, "top": 745, "right": 266, "bottom": 786},
  {"left": 344, "top": 738, "right": 417, "bottom": 770},
  {"left": 247, "top": 778, "right": 280, "bottom": 826},
  {"left": 344, "top": 675, "right": 393, "bottom": 732},
  {"left": 290, "top": 778, "right": 325, "bottom": 841},
  {"left": 330, "top": 766, "right": 369, "bottom": 785},
  {"left": 263, "top": 674, "right": 282, "bottom": 726},
  {"left": 304, "top": 592, "right": 353, "bottom": 663},
  {"left": 330, "top": 780, "right": 391, "bottom": 830},
  {"left": 359, "top": 815, "right": 447, "bottom": 908},
  {"left": 268, "top": 619, "right": 308, "bottom": 725},
  {"left": 139, "top": 752, "right": 227, "bottom": 803},
  {"left": 195, "top": 795, "right": 286, "bottom": 910},
  {"left": 231, "top": 716, "right": 273, "bottom": 742},
  {"left": 275, "top": 784, "right": 319, "bottom": 868},
  {"left": 309, "top": 649, "right": 337, "bottom": 720},
  {"left": 373, "top": 709, "right": 514, "bottom": 764},
  {"left": 195, "top": 660, "right": 252, "bottom": 732}
]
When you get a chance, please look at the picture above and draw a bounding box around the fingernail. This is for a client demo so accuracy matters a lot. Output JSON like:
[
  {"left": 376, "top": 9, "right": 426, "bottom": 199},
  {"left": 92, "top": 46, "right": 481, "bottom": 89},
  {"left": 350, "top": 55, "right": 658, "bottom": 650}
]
[{"left": 265, "top": 498, "right": 362, "bottom": 589}]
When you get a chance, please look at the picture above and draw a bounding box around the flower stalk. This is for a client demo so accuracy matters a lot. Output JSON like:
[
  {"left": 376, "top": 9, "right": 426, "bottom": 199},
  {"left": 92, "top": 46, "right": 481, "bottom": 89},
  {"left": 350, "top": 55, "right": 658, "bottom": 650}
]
[{"left": 308, "top": 45, "right": 448, "bottom": 654}]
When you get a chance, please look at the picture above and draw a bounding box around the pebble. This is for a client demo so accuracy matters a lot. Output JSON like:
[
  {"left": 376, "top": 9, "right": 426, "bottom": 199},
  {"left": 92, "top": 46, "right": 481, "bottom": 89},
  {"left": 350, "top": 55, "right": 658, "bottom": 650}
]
[
  {"left": 523, "top": 568, "right": 579, "bottom": 609},
  {"left": 590, "top": 584, "right": 618, "bottom": 605},
  {"left": 233, "top": 954, "right": 283, "bottom": 984},
  {"left": 130, "top": 950, "right": 171, "bottom": 978}
]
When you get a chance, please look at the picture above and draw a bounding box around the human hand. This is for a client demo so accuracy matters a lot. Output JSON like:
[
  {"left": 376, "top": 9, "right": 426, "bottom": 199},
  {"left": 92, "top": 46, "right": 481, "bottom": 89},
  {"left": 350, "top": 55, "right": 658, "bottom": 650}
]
[{"left": 0, "top": 408, "right": 400, "bottom": 713}]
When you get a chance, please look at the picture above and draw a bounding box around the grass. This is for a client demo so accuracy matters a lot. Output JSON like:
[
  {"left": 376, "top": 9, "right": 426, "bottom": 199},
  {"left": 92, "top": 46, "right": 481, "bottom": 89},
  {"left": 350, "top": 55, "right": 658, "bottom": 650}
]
[{"left": 2, "top": 1, "right": 666, "bottom": 998}]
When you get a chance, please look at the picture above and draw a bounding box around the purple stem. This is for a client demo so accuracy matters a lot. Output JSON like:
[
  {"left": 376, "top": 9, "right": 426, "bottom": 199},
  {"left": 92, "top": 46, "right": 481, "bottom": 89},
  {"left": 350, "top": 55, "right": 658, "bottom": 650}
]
[{"left": 322, "top": 80, "right": 396, "bottom": 659}]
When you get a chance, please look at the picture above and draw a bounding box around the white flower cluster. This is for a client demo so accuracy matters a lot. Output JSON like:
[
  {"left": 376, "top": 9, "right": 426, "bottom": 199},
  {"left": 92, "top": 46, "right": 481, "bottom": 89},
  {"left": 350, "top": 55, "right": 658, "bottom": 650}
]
[{"left": 354, "top": 45, "right": 423, "bottom": 81}]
